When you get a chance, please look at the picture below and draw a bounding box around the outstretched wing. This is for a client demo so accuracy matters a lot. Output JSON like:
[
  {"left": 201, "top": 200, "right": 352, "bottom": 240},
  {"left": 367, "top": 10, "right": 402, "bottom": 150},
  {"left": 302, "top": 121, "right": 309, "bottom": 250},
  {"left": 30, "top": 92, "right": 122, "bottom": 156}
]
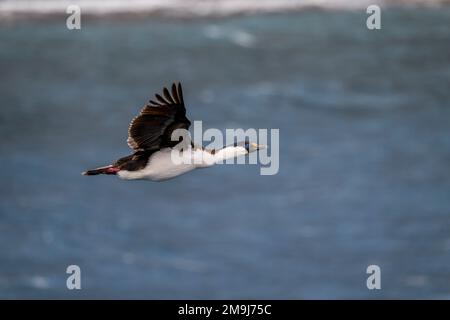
[{"left": 127, "top": 82, "right": 191, "bottom": 151}]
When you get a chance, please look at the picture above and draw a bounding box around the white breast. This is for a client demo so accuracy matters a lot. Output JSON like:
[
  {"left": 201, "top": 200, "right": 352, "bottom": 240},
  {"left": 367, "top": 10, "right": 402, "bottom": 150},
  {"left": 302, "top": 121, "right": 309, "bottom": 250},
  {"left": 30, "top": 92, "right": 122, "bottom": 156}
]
[{"left": 117, "top": 148, "right": 215, "bottom": 181}]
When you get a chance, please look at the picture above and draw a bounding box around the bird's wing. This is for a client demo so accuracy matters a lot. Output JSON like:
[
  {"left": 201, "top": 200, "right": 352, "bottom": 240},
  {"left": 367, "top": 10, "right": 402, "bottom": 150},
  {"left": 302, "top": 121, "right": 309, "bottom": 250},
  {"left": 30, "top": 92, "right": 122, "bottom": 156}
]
[{"left": 127, "top": 82, "right": 191, "bottom": 151}]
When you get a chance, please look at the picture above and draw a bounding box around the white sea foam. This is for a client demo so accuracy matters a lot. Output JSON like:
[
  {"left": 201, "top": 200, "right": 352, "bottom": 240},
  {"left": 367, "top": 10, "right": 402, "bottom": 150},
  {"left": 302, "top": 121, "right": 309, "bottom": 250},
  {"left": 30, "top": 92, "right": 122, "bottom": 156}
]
[{"left": 0, "top": 0, "right": 448, "bottom": 19}]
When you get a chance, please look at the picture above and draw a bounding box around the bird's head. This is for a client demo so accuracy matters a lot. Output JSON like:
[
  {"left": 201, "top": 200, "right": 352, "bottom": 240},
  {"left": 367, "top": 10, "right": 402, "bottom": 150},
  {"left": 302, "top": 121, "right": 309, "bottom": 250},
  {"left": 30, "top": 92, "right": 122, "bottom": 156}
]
[
  {"left": 212, "top": 138, "right": 267, "bottom": 163},
  {"left": 238, "top": 139, "right": 267, "bottom": 154}
]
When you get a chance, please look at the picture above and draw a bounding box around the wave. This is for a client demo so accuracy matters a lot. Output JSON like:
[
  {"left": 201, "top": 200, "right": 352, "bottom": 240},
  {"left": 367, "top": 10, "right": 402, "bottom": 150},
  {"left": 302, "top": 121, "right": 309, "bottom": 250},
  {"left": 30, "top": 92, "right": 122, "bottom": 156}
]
[{"left": 0, "top": 0, "right": 449, "bottom": 19}]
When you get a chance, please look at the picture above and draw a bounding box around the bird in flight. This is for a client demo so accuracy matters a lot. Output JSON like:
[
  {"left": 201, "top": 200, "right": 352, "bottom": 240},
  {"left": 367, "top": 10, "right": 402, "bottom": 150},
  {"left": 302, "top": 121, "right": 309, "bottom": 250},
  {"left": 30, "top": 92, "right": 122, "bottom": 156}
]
[{"left": 82, "top": 82, "right": 264, "bottom": 181}]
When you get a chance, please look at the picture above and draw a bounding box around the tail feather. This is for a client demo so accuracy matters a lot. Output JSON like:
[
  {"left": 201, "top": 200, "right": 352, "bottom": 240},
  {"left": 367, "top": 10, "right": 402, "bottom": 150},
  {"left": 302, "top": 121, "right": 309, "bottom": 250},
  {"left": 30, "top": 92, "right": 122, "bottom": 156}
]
[{"left": 82, "top": 165, "right": 119, "bottom": 176}]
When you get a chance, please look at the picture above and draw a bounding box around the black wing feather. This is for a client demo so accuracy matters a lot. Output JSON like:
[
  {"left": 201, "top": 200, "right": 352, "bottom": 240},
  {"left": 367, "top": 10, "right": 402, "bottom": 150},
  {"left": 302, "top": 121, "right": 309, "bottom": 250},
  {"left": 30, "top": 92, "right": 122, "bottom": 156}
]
[
  {"left": 149, "top": 99, "right": 162, "bottom": 106},
  {"left": 163, "top": 87, "right": 175, "bottom": 104},
  {"left": 127, "top": 82, "right": 191, "bottom": 151},
  {"left": 177, "top": 83, "right": 184, "bottom": 105},
  {"left": 171, "top": 83, "right": 180, "bottom": 103}
]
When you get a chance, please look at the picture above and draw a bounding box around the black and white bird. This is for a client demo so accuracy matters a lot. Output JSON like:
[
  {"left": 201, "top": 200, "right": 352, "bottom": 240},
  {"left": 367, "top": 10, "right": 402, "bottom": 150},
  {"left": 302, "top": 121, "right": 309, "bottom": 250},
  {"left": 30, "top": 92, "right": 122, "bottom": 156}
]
[{"left": 82, "top": 82, "right": 264, "bottom": 181}]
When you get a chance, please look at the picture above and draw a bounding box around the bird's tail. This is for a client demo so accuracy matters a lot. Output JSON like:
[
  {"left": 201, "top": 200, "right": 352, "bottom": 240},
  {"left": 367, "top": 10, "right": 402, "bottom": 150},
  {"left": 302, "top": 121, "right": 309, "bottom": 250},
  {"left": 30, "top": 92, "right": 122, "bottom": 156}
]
[{"left": 82, "top": 165, "right": 119, "bottom": 176}]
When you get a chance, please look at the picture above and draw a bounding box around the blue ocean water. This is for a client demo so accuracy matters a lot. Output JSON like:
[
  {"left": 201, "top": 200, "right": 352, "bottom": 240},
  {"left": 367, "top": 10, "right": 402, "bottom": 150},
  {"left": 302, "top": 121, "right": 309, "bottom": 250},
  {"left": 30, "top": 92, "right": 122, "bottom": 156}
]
[{"left": 1, "top": 8, "right": 450, "bottom": 298}]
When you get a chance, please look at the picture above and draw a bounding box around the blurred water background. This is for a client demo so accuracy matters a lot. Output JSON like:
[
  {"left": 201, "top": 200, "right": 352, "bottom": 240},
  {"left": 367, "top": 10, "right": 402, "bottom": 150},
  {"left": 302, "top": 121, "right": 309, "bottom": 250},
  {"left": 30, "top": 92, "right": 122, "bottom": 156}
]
[{"left": 1, "top": 1, "right": 450, "bottom": 298}]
